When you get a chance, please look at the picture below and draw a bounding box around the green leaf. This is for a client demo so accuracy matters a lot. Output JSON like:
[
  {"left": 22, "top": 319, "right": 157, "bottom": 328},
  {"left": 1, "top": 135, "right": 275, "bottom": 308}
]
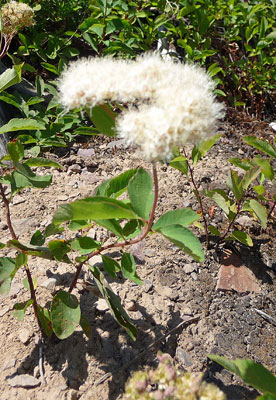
[
  {"left": 104, "top": 169, "right": 137, "bottom": 198},
  {"left": 0, "top": 64, "right": 22, "bottom": 92},
  {"left": 71, "top": 237, "right": 100, "bottom": 255},
  {"left": 7, "top": 239, "right": 70, "bottom": 262},
  {"left": 208, "top": 355, "right": 276, "bottom": 396},
  {"left": 90, "top": 265, "right": 137, "bottom": 340},
  {"left": 253, "top": 185, "right": 265, "bottom": 196},
  {"left": 121, "top": 253, "right": 142, "bottom": 285},
  {"left": 0, "top": 257, "right": 16, "bottom": 281},
  {"left": 253, "top": 158, "right": 274, "bottom": 181},
  {"left": 23, "top": 158, "right": 63, "bottom": 169},
  {"left": 204, "top": 189, "right": 231, "bottom": 215},
  {"left": 228, "top": 230, "right": 253, "bottom": 246},
  {"left": 0, "top": 243, "right": 5, "bottom": 249},
  {"left": 243, "top": 136, "right": 276, "bottom": 159},
  {"left": 158, "top": 224, "right": 204, "bottom": 262},
  {"left": 258, "top": 395, "right": 276, "bottom": 400},
  {"left": 229, "top": 157, "right": 252, "bottom": 171},
  {"left": 53, "top": 197, "right": 138, "bottom": 224},
  {"left": 0, "top": 278, "right": 12, "bottom": 295},
  {"left": 37, "top": 306, "right": 53, "bottom": 337},
  {"left": 41, "top": 62, "right": 59, "bottom": 75},
  {"left": 128, "top": 168, "right": 153, "bottom": 219},
  {"left": 30, "top": 230, "right": 45, "bottom": 246},
  {"left": 68, "top": 220, "right": 91, "bottom": 231},
  {"left": 10, "top": 163, "right": 52, "bottom": 193},
  {"left": 7, "top": 140, "right": 24, "bottom": 162},
  {"left": 191, "top": 134, "right": 222, "bottom": 165},
  {"left": 87, "top": 104, "right": 116, "bottom": 136},
  {"left": 153, "top": 209, "right": 200, "bottom": 231},
  {"left": 23, "top": 276, "right": 37, "bottom": 291},
  {"left": 48, "top": 240, "right": 71, "bottom": 261},
  {"left": 0, "top": 118, "right": 45, "bottom": 135},
  {"left": 101, "top": 255, "right": 120, "bottom": 278},
  {"left": 169, "top": 156, "right": 188, "bottom": 175},
  {"left": 80, "top": 314, "right": 91, "bottom": 338},
  {"left": 51, "top": 291, "right": 81, "bottom": 339},
  {"left": 12, "top": 299, "right": 33, "bottom": 321},
  {"left": 95, "top": 219, "right": 124, "bottom": 239},
  {"left": 208, "top": 225, "right": 221, "bottom": 237},
  {"left": 241, "top": 166, "right": 261, "bottom": 191},
  {"left": 227, "top": 170, "right": 243, "bottom": 201},
  {"left": 249, "top": 199, "right": 267, "bottom": 229}
]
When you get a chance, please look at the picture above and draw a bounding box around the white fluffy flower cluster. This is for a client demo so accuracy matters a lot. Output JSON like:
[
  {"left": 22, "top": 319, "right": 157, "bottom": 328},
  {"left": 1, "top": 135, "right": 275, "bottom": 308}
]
[
  {"left": 1, "top": 1, "right": 35, "bottom": 35},
  {"left": 59, "top": 54, "right": 224, "bottom": 162}
]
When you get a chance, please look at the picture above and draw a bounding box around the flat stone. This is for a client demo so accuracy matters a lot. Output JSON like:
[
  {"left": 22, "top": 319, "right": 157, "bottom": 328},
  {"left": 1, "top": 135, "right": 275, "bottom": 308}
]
[
  {"left": 236, "top": 215, "right": 255, "bottom": 227},
  {"left": 68, "top": 164, "right": 81, "bottom": 173},
  {"left": 95, "top": 298, "right": 109, "bottom": 312},
  {"left": 2, "top": 358, "right": 16, "bottom": 371},
  {"left": 41, "top": 277, "right": 57, "bottom": 291},
  {"left": 126, "top": 300, "right": 137, "bottom": 311},
  {"left": 143, "top": 279, "right": 153, "bottom": 293},
  {"left": 106, "top": 139, "right": 127, "bottom": 149},
  {"left": 0, "top": 306, "right": 9, "bottom": 317},
  {"left": 184, "top": 264, "right": 197, "bottom": 274},
  {"left": 13, "top": 218, "right": 36, "bottom": 235},
  {"left": 7, "top": 374, "right": 40, "bottom": 388},
  {"left": 175, "top": 347, "right": 194, "bottom": 367},
  {"left": 18, "top": 328, "right": 32, "bottom": 344},
  {"left": 80, "top": 172, "right": 99, "bottom": 184},
  {"left": 56, "top": 194, "right": 69, "bottom": 201},
  {"left": 12, "top": 195, "right": 26, "bottom": 205},
  {"left": 216, "top": 250, "right": 261, "bottom": 293},
  {"left": 155, "top": 285, "right": 174, "bottom": 299},
  {"left": 77, "top": 148, "right": 95, "bottom": 157}
]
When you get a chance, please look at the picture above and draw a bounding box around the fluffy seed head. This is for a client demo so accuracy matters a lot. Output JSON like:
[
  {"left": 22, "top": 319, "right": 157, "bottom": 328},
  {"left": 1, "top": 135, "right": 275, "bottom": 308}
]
[
  {"left": 1, "top": 1, "right": 35, "bottom": 35},
  {"left": 59, "top": 54, "right": 224, "bottom": 162}
]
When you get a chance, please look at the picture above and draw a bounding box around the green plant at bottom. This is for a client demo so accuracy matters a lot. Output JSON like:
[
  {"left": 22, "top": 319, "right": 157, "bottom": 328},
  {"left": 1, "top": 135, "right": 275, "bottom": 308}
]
[
  {"left": 208, "top": 354, "right": 276, "bottom": 400},
  {"left": 123, "top": 352, "right": 225, "bottom": 400}
]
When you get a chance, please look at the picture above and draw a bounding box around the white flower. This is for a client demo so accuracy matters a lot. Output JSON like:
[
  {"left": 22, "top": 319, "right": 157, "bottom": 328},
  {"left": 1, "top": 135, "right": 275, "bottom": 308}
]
[
  {"left": 1, "top": 1, "right": 35, "bottom": 35},
  {"left": 59, "top": 53, "right": 224, "bottom": 162}
]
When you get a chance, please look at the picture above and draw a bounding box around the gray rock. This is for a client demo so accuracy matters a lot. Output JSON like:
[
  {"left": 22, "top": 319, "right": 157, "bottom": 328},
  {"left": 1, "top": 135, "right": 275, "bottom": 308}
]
[
  {"left": 184, "top": 263, "right": 197, "bottom": 274},
  {"left": 18, "top": 328, "right": 32, "bottom": 344},
  {"left": 12, "top": 195, "right": 26, "bottom": 205},
  {"left": 175, "top": 347, "right": 194, "bottom": 367},
  {"left": 7, "top": 374, "right": 41, "bottom": 388},
  {"left": 143, "top": 279, "right": 153, "bottom": 293},
  {"left": 2, "top": 358, "right": 16, "bottom": 371},
  {"left": 41, "top": 277, "right": 57, "bottom": 291},
  {"left": 95, "top": 298, "right": 109, "bottom": 312},
  {"left": 77, "top": 148, "right": 95, "bottom": 157},
  {"left": 68, "top": 164, "right": 81, "bottom": 173}
]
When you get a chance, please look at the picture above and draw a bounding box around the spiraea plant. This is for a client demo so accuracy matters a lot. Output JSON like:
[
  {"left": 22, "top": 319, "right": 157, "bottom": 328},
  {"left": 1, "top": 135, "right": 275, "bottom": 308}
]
[{"left": 0, "top": 53, "right": 224, "bottom": 340}]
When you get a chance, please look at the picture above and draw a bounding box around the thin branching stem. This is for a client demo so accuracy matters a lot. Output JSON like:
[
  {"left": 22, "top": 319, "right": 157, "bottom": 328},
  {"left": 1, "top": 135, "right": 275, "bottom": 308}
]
[
  {"left": 267, "top": 198, "right": 276, "bottom": 221},
  {"left": 183, "top": 149, "right": 209, "bottom": 249},
  {"left": 68, "top": 163, "right": 159, "bottom": 293},
  {"left": 24, "top": 264, "right": 43, "bottom": 333},
  {"left": 0, "top": 183, "right": 17, "bottom": 240},
  {"left": 218, "top": 197, "right": 243, "bottom": 243}
]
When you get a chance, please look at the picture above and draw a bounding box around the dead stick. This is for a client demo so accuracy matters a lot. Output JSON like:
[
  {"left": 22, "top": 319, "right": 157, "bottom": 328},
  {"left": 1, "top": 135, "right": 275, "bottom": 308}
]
[{"left": 94, "top": 314, "right": 200, "bottom": 386}]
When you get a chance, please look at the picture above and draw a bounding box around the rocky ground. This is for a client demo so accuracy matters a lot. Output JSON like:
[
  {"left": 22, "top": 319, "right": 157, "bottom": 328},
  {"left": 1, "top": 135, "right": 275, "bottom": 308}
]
[{"left": 0, "top": 111, "right": 276, "bottom": 400}]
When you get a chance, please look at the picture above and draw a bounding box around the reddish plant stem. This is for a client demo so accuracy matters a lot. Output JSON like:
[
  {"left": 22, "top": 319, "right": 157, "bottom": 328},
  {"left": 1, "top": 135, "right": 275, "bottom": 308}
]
[
  {"left": 0, "top": 183, "right": 17, "bottom": 240},
  {"left": 267, "top": 198, "right": 276, "bottom": 221},
  {"left": 183, "top": 149, "right": 209, "bottom": 249},
  {"left": 24, "top": 264, "right": 43, "bottom": 333},
  {"left": 0, "top": 184, "right": 42, "bottom": 333},
  {"left": 69, "top": 164, "right": 159, "bottom": 293}
]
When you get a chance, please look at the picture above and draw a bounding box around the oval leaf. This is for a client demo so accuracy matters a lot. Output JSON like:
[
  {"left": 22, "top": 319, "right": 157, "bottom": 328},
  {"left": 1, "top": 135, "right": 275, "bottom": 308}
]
[
  {"left": 0, "top": 118, "right": 45, "bottom": 135},
  {"left": 153, "top": 208, "right": 200, "bottom": 231},
  {"left": 128, "top": 168, "right": 153, "bottom": 220},
  {"left": 51, "top": 291, "right": 80, "bottom": 339}
]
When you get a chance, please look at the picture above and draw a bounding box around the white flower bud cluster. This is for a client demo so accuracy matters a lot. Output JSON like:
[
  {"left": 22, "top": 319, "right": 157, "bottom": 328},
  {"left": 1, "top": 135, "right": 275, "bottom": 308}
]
[
  {"left": 1, "top": 1, "right": 35, "bottom": 35},
  {"left": 59, "top": 54, "right": 224, "bottom": 162}
]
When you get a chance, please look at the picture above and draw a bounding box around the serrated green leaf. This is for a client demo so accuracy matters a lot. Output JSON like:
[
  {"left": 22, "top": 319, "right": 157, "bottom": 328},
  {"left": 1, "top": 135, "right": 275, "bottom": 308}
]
[
  {"left": 241, "top": 166, "right": 261, "bottom": 191},
  {"left": 229, "top": 157, "right": 252, "bottom": 171},
  {"left": 153, "top": 209, "right": 200, "bottom": 231},
  {"left": 71, "top": 237, "right": 100, "bottom": 255},
  {"left": 104, "top": 169, "right": 137, "bottom": 198},
  {"left": 128, "top": 168, "right": 153, "bottom": 220},
  {"left": 169, "top": 156, "right": 188, "bottom": 175},
  {"left": 121, "top": 252, "right": 142, "bottom": 285},
  {"left": 0, "top": 118, "right": 45, "bottom": 135},
  {"left": 90, "top": 265, "right": 137, "bottom": 340},
  {"left": 53, "top": 197, "right": 138, "bottom": 223},
  {"left": 253, "top": 158, "right": 274, "bottom": 181},
  {"left": 101, "top": 255, "right": 120, "bottom": 278},
  {"left": 208, "top": 355, "right": 276, "bottom": 395},
  {"left": 51, "top": 291, "right": 80, "bottom": 339},
  {"left": 228, "top": 230, "right": 253, "bottom": 246},
  {"left": 243, "top": 136, "right": 276, "bottom": 159},
  {"left": 158, "top": 224, "right": 204, "bottom": 262},
  {"left": 0, "top": 64, "right": 22, "bottom": 92},
  {"left": 249, "top": 199, "right": 267, "bottom": 229}
]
